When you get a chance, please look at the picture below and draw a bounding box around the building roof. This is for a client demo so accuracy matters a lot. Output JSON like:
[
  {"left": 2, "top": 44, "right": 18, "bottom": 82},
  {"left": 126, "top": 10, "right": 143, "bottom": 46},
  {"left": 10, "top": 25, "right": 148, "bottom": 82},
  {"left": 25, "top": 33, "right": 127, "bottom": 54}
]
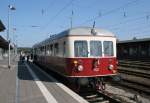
[
  {"left": 0, "top": 20, "right": 5, "bottom": 32},
  {"left": 117, "top": 38, "right": 150, "bottom": 44},
  {"left": 0, "top": 36, "right": 9, "bottom": 49},
  {"left": 33, "top": 27, "right": 115, "bottom": 47}
]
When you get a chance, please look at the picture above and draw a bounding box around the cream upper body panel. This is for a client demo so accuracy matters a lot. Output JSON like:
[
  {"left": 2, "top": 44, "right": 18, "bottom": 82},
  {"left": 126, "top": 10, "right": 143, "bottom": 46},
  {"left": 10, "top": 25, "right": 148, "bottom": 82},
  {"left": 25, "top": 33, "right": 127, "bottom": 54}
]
[
  {"left": 33, "top": 27, "right": 116, "bottom": 58},
  {"left": 67, "top": 36, "right": 116, "bottom": 58}
]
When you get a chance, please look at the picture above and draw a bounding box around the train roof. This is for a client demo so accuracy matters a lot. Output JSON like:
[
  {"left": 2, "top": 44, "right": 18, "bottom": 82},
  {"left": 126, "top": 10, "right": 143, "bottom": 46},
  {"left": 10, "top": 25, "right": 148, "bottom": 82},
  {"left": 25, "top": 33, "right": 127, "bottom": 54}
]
[
  {"left": 33, "top": 27, "right": 115, "bottom": 47},
  {"left": 59, "top": 27, "right": 114, "bottom": 36}
]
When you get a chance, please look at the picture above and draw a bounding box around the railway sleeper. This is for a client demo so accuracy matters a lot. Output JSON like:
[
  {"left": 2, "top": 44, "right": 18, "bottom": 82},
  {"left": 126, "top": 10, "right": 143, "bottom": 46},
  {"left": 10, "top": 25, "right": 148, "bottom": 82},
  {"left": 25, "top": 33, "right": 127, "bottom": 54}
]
[{"left": 118, "top": 64, "right": 150, "bottom": 70}]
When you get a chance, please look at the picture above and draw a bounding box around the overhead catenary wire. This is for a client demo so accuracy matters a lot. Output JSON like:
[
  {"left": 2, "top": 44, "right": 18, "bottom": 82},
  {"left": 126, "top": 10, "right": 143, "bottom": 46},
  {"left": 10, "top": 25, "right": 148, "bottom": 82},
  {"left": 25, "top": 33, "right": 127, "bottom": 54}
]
[
  {"left": 39, "top": 0, "right": 142, "bottom": 35},
  {"left": 41, "top": 0, "right": 74, "bottom": 30},
  {"left": 41, "top": 0, "right": 56, "bottom": 15},
  {"left": 111, "top": 21, "right": 150, "bottom": 39},
  {"left": 105, "top": 14, "right": 150, "bottom": 29},
  {"left": 111, "top": 24, "right": 150, "bottom": 33},
  {"left": 35, "top": 0, "right": 149, "bottom": 41},
  {"left": 132, "top": 29, "right": 150, "bottom": 35},
  {"left": 119, "top": 29, "right": 150, "bottom": 38},
  {"left": 80, "top": 0, "right": 140, "bottom": 25},
  {"left": 106, "top": 13, "right": 150, "bottom": 33}
]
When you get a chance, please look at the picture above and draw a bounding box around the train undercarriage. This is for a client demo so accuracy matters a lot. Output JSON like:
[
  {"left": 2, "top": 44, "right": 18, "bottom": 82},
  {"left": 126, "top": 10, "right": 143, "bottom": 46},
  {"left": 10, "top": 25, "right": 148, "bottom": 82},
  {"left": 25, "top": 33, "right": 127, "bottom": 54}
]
[
  {"left": 34, "top": 61, "right": 111, "bottom": 93},
  {"left": 69, "top": 77, "right": 106, "bottom": 92}
]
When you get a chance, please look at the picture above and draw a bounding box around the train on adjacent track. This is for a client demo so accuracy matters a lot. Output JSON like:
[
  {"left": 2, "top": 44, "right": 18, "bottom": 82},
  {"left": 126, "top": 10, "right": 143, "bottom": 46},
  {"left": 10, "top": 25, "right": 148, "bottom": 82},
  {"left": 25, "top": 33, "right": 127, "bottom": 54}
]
[{"left": 33, "top": 27, "right": 118, "bottom": 91}]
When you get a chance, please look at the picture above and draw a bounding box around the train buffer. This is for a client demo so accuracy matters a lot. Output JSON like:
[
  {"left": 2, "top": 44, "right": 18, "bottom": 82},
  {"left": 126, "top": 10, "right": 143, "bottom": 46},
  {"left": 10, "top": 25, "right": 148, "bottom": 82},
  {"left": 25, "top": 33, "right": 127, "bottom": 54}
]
[{"left": 0, "top": 59, "right": 88, "bottom": 103}]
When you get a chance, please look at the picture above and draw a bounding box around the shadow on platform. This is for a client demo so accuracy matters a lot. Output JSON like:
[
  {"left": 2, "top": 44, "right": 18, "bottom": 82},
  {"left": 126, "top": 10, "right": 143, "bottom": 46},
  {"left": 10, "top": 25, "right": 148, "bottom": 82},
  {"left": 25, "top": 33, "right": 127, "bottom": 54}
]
[{"left": 17, "top": 61, "right": 58, "bottom": 83}]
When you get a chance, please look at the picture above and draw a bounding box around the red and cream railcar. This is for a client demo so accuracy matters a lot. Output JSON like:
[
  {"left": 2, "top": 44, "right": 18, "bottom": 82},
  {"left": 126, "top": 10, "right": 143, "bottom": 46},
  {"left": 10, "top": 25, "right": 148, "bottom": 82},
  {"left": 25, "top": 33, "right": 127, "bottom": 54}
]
[{"left": 33, "top": 27, "right": 117, "bottom": 90}]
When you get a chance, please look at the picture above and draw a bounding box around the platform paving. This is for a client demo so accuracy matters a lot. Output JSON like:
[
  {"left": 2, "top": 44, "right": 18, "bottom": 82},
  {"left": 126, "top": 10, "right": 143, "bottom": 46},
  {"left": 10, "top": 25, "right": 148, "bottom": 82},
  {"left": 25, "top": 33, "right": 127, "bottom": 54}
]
[
  {"left": 0, "top": 63, "right": 16, "bottom": 102},
  {"left": 0, "top": 57, "right": 17, "bottom": 103},
  {"left": 17, "top": 62, "right": 47, "bottom": 103},
  {"left": 0, "top": 57, "right": 88, "bottom": 103}
]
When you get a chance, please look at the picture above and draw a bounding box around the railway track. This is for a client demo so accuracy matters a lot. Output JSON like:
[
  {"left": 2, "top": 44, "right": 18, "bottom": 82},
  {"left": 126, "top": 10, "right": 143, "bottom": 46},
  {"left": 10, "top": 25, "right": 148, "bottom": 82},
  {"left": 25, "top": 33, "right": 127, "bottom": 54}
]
[
  {"left": 37, "top": 65, "right": 139, "bottom": 103},
  {"left": 118, "top": 60, "right": 150, "bottom": 70},
  {"left": 32, "top": 62, "right": 150, "bottom": 102},
  {"left": 119, "top": 62, "right": 150, "bottom": 67},
  {"left": 118, "top": 67, "right": 150, "bottom": 79},
  {"left": 79, "top": 90, "right": 121, "bottom": 103},
  {"left": 118, "top": 79, "right": 150, "bottom": 95},
  {"left": 118, "top": 63, "right": 150, "bottom": 70},
  {"left": 32, "top": 63, "right": 125, "bottom": 103},
  {"left": 118, "top": 73, "right": 150, "bottom": 96},
  {"left": 117, "top": 59, "right": 150, "bottom": 95},
  {"left": 119, "top": 60, "right": 150, "bottom": 64}
]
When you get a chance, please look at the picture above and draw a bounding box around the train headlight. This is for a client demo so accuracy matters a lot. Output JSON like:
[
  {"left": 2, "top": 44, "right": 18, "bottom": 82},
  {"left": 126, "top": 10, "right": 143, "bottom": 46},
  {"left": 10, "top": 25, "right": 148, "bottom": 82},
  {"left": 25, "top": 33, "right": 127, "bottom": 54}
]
[
  {"left": 112, "top": 70, "right": 117, "bottom": 74},
  {"left": 73, "top": 60, "right": 78, "bottom": 66},
  {"left": 73, "top": 60, "right": 78, "bottom": 64},
  {"left": 78, "top": 65, "right": 84, "bottom": 71},
  {"left": 108, "top": 64, "right": 114, "bottom": 70}
]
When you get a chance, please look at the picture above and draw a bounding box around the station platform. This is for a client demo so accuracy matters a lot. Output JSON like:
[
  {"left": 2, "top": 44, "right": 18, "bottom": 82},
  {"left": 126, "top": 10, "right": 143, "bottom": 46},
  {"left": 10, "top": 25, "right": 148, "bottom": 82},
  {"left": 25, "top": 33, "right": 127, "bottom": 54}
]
[{"left": 0, "top": 58, "right": 88, "bottom": 103}]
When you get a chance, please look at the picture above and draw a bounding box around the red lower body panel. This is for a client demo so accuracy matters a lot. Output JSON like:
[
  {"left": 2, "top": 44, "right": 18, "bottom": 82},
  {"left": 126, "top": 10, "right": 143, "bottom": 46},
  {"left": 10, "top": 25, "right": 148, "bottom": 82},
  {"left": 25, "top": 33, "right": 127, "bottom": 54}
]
[{"left": 36, "top": 56, "right": 117, "bottom": 77}]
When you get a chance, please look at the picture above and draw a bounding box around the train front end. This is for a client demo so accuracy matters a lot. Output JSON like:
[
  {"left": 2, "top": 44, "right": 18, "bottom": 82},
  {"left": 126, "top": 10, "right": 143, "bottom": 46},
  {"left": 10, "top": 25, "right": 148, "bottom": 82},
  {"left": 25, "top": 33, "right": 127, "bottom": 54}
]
[
  {"left": 67, "top": 37, "right": 117, "bottom": 77},
  {"left": 65, "top": 29, "right": 117, "bottom": 91}
]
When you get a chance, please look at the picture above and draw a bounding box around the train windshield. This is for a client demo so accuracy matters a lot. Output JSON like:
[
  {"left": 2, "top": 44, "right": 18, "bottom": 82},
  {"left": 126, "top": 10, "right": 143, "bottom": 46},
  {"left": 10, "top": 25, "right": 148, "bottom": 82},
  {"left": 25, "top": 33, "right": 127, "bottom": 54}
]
[
  {"left": 103, "top": 41, "right": 114, "bottom": 56},
  {"left": 74, "top": 41, "right": 88, "bottom": 57},
  {"left": 90, "top": 41, "right": 102, "bottom": 57}
]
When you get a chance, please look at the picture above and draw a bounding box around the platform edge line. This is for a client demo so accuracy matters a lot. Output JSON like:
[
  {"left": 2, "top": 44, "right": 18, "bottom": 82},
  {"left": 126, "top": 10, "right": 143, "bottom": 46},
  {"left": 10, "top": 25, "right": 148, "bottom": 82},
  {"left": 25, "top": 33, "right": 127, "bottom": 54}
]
[{"left": 25, "top": 63, "right": 58, "bottom": 103}]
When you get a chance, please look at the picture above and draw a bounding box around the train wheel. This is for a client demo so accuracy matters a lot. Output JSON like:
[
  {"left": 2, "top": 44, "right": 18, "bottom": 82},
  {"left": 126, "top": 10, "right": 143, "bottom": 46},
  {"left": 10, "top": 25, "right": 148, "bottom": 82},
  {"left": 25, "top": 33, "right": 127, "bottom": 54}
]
[
  {"left": 74, "top": 79, "right": 81, "bottom": 93},
  {"left": 101, "top": 82, "right": 106, "bottom": 91},
  {"left": 96, "top": 78, "right": 106, "bottom": 91}
]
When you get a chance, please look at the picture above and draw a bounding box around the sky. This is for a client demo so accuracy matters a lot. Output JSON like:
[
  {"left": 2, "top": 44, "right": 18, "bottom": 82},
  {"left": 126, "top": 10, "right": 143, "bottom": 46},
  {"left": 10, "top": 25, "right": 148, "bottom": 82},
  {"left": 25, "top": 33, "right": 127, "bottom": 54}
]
[{"left": 0, "top": 0, "right": 150, "bottom": 47}]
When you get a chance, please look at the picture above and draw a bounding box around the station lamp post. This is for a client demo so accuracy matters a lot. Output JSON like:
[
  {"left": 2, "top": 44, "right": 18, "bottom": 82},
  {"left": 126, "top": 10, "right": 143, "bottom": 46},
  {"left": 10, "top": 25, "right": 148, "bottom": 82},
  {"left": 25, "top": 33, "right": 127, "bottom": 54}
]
[{"left": 7, "top": 5, "right": 16, "bottom": 69}]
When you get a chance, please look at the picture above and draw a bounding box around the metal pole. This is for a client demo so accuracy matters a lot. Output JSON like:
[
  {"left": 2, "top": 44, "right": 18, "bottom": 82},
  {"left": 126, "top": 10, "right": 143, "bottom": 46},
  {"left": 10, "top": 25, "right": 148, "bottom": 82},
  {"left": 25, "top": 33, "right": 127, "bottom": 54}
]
[
  {"left": 70, "top": 17, "right": 72, "bottom": 28},
  {"left": 70, "top": 10, "right": 73, "bottom": 28},
  {"left": 7, "top": 6, "right": 10, "bottom": 41},
  {"left": 33, "top": 48, "right": 34, "bottom": 61},
  {"left": 8, "top": 41, "right": 11, "bottom": 68},
  {"left": 7, "top": 5, "right": 16, "bottom": 68},
  {"left": 13, "top": 28, "right": 15, "bottom": 55},
  {"left": 7, "top": 5, "right": 11, "bottom": 68},
  {"left": 15, "top": 35, "right": 18, "bottom": 56}
]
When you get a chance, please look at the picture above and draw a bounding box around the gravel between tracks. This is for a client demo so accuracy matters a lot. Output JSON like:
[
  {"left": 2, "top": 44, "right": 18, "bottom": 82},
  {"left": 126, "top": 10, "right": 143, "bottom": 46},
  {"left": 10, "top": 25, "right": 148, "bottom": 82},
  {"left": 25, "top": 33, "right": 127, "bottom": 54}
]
[{"left": 105, "top": 84, "right": 150, "bottom": 103}]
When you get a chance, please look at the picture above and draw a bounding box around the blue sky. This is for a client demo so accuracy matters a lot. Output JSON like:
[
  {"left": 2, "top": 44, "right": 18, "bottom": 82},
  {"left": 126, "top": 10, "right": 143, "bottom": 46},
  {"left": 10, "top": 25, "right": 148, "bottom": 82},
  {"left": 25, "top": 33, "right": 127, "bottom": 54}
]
[{"left": 0, "top": 0, "right": 150, "bottom": 47}]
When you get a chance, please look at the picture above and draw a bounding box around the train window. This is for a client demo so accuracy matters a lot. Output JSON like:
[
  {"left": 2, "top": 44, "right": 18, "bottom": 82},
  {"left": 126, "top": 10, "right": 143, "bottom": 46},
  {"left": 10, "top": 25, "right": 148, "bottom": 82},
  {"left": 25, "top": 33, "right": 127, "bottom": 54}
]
[
  {"left": 46, "top": 45, "right": 50, "bottom": 55},
  {"left": 63, "top": 42, "right": 66, "bottom": 56},
  {"left": 90, "top": 41, "right": 102, "bottom": 57},
  {"left": 43, "top": 46, "right": 45, "bottom": 55},
  {"left": 103, "top": 41, "right": 114, "bottom": 56},
  {"left": 149, "top": 44, "right": 150, "bottom": 56},
  {"left": 40, "top": 47, "right": 42, "bottom": 54},
  {"left": 54, "top": 43, "right": 59, "bottom": 55},
  {"left": 44, "top": 46, "right": 46, "bottom": 55},
  {"left": 74, "top": 41, "right": 88, "bottom": 57},
  {"left": 50, "top": 44, "right": 53, "bottom": 55},
  {"left": 37, "top": 48, "right": 39, "bottom": 54},
  {"left": 40, "top": 47, "right": 45, "bottom": 55}
]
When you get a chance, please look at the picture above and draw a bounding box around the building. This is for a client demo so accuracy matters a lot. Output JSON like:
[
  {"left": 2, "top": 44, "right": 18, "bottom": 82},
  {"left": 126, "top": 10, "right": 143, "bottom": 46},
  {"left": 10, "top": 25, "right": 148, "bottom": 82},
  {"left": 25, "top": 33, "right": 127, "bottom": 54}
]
[
  {"left": 0, "top": 20, "right": 8, "bottom": 59},
  {"left": 117, "top": 38, "right": 150, "bottom": 60},
  {"left": 0, "top": 20, "right": 5, "bottom": 31}
]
